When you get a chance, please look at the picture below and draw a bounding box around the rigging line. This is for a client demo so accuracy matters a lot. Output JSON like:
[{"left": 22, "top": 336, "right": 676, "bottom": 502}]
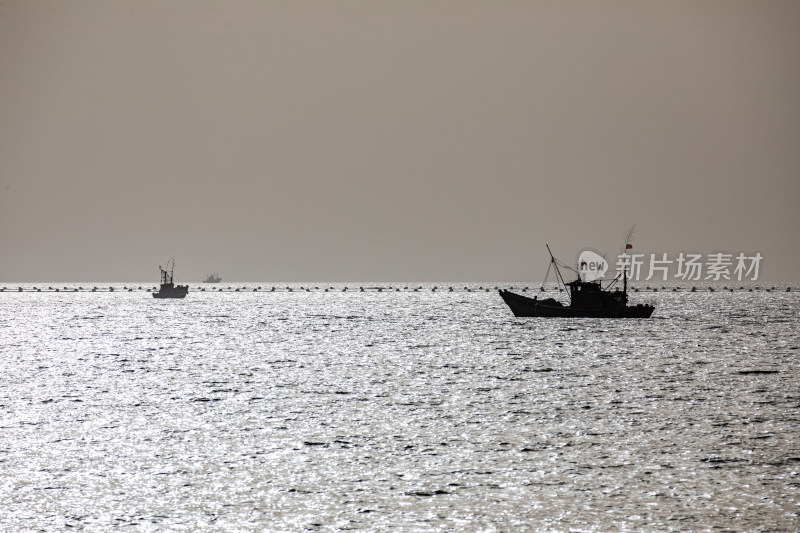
[
  {"left": 541, "top": 260, "right": 552, "bottom": 287},
  {"left": 546, "top": 244, "right": 569, "bottom": 302},
  {"left": 555, "top": 259, "right": 578, "bottom": 274}
]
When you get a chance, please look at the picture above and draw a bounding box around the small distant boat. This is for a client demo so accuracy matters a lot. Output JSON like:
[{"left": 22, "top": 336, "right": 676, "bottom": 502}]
[
  {"left": 203, "top": 272, "right": 222, "bottom": 283},
  {"left": 499, "top": 244, "right": 655, "bottom": 318},
  {"left": 153, "top": 258, "right": 188, "bottom": 299}
]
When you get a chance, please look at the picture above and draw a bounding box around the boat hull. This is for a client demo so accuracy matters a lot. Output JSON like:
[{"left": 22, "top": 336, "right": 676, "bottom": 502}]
[
  {"left": 499, "top": 289, "right": 654, "bottom": 318},
  {"left": 153, "top": 284, "right": 189, "bottom": 299}
]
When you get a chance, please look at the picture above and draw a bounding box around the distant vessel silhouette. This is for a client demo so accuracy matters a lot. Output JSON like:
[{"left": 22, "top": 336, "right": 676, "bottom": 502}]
[
  {"left": 499, "top": 244, "right": 654, "bottom": 318},
  {"left": 203, "top": 272, "right": 222, "bottom": 283},
  {"left": 153, "top": 258, "right": 188, "bottom": 299}
]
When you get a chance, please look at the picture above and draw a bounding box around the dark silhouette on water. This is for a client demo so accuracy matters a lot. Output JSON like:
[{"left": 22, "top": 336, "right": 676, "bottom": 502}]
[
  {"left": 153, "top": 258, "right": 188, "bottom": 299},
  {"left": 203, "top": 272, "right": 222, "bottom": 283},
  {"left": 499, "top": 244, "right": 655, "bottom": 318}
]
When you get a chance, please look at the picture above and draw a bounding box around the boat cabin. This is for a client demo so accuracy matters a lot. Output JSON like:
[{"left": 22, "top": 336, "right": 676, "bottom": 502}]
[{"left": 566, "top": 279, "right": 627, "bottom": 309}]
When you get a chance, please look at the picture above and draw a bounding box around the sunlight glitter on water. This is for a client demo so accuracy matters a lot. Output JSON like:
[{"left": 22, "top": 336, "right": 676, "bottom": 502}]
[{"left": 1, "top": 286, "right": 798, "bottom": 530}]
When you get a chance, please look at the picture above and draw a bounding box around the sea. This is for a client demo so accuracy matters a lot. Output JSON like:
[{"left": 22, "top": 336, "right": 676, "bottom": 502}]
[{"left": 1, "top": 282, "right": 798, "bottom": 532}]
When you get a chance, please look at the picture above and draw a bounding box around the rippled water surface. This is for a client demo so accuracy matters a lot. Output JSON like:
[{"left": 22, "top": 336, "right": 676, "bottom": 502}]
[{"left": 1, "top": 284, "right": 799, "bottom": 531}]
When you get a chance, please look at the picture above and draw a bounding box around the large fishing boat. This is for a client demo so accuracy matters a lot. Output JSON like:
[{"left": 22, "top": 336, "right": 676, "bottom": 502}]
[
  {"left": 153, "top": 259, "right": 189, "bottom": 299},
  {"left": 499, "top": 244, "right": 654, "bottom": 318},
  {"left": 203, "top": 272, "right": 222, "bottom": 283}
]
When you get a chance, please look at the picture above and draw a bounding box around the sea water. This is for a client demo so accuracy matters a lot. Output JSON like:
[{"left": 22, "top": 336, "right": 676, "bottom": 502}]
[{"left": 1, "top": 284, "right": 798, "bottom": 531}]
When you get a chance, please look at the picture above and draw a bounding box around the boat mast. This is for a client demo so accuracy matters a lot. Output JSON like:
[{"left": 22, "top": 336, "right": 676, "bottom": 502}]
[
  {"left": 546, "top": 244, "right": 568, "bottom": 290},
  {"left": 622, "top": 225, "right": 635, "bottom": 299},
  {"left": 623, "top": 263, "right": 627, "bottom": 296},
  {"left": 161, "top": 258, "right": 175, "bottom": 285}
]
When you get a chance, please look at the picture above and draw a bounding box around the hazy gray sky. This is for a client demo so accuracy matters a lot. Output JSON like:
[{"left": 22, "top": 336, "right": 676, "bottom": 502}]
[{"left": 1, "top": 0, "right": 798, "bottom": 282}]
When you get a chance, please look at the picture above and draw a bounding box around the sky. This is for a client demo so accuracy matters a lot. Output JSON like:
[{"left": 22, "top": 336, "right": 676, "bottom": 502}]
[{"left": 1, "top": 0, "right": 798, "bottom": 282}]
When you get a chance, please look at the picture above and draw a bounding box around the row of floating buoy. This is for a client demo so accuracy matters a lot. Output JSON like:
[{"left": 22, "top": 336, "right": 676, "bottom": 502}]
[{"left": 0, "top": 285, "right": 792, "bottom": 293}]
